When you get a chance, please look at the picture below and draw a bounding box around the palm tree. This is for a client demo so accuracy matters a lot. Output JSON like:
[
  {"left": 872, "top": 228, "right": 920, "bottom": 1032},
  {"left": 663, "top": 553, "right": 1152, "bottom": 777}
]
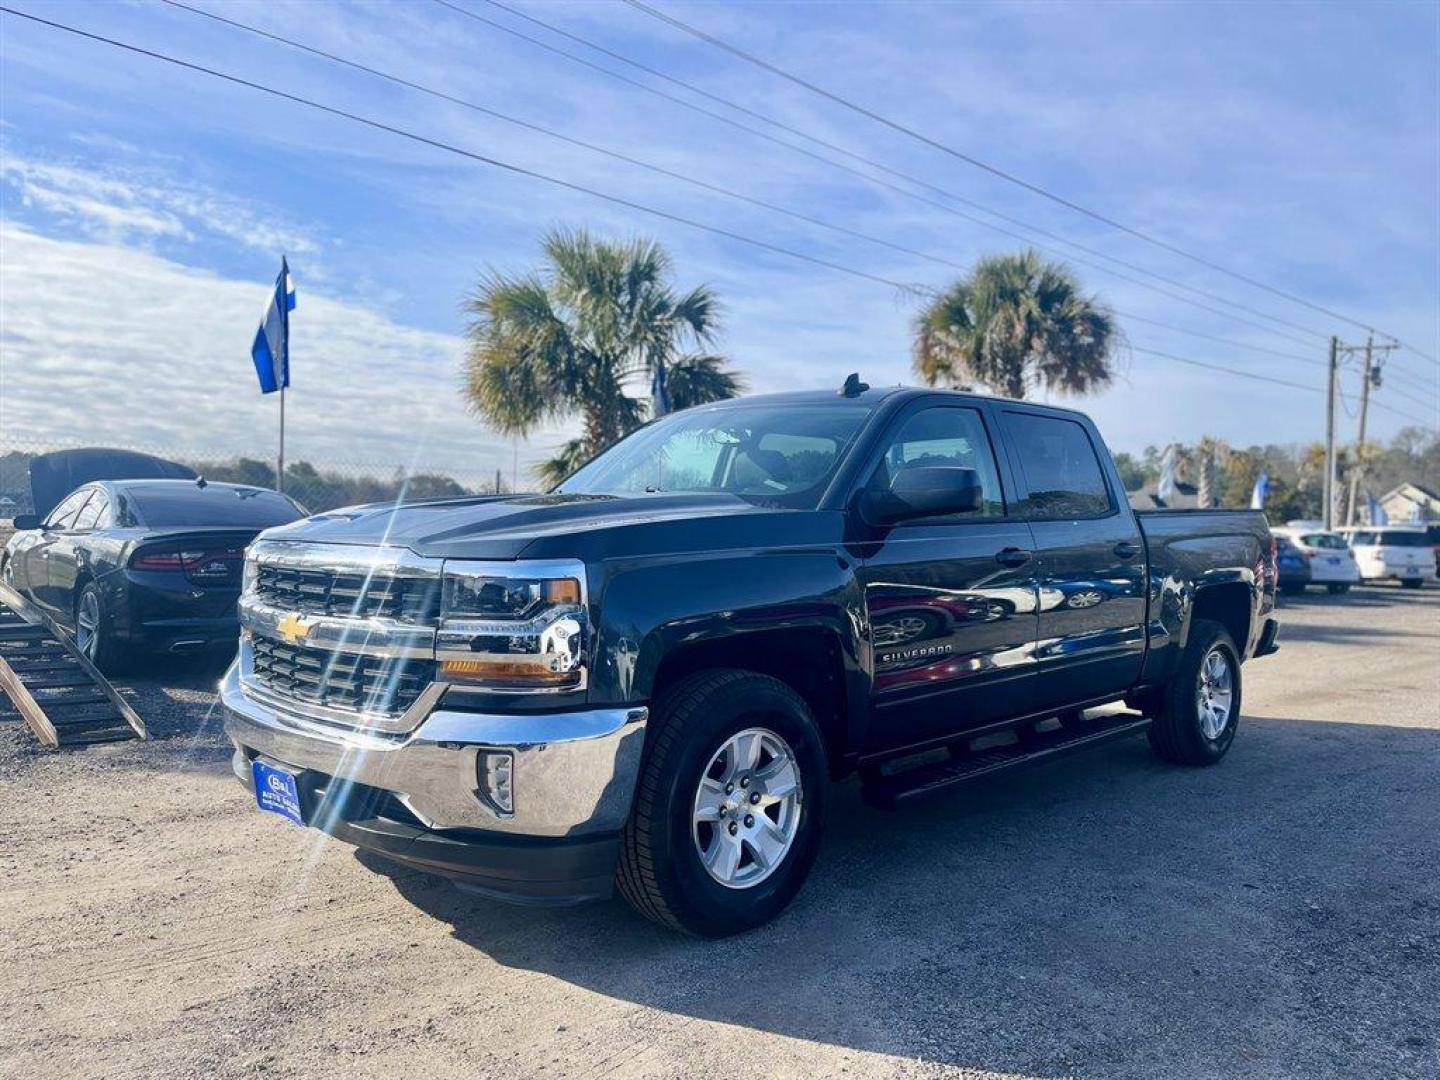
[
  {"left": 463, "top": 229, "right": 743, "bottom": 486},
  {"left": 914, "top": 249, "right": 1119, "bottom": 399}
]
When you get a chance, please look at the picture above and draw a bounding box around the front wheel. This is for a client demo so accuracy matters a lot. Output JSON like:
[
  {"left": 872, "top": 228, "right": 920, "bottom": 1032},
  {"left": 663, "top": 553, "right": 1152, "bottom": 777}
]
[
  {"left": 616, "top": 669, "right": 828, "bottom": 937},
  {"left": 1147, "top": 619, "right": 1241, "bottom": 766}
]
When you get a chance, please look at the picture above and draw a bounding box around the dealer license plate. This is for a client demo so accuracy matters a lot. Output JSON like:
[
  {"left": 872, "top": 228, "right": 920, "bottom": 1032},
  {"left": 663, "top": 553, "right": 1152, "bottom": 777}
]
[{"left": 252, "top": 759, "right": 304, "bottom": 826}]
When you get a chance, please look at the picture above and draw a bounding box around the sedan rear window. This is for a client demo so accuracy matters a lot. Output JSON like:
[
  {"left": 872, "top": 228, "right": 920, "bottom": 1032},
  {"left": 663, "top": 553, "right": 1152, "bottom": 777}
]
[
  {"left": 1299, "top": 533, "right": 1348, "bottom": 550},
  {"left": 128, "top": 486, "right": 302, "bottom": 527},
  {"left": 1374, "top": 530, "right": 1433, "bottom": 547}
]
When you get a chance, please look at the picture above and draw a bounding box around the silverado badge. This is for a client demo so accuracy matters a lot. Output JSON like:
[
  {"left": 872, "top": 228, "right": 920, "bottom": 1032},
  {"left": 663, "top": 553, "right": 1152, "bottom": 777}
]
[{"left": 275, "top": 612, "right": 315, "bottom": 646}]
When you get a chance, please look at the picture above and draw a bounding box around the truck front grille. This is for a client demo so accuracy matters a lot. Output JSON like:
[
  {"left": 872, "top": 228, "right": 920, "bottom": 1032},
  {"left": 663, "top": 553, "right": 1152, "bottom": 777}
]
[
  {"left": 254, "top": 564, "right": 440, "bottom": 623},
  {"left": 250, "top": 637, "right": 435, "bottom": 717}
]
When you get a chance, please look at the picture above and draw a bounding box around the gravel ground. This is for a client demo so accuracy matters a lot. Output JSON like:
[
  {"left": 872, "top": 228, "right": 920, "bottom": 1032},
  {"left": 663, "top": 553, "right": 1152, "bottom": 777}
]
[{"left": 2, "top": 585, "right": 1437, "bottom": 1080}]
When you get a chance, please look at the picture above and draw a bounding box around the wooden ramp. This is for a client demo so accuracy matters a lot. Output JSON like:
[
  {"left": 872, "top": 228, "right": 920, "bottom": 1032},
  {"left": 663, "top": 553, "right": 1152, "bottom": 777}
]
[{"left": 0, "top": 583, "right": 147, "bottom": 748}]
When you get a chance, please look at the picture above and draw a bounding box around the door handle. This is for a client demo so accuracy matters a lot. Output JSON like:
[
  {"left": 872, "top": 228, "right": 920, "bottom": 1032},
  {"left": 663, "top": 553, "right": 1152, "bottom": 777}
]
[
  {"left": 1114, "top": 541, "right": 1140, "bottom": 560},
  {"left": 995, "top": 547, "right": 1032, "bottom": 568}
]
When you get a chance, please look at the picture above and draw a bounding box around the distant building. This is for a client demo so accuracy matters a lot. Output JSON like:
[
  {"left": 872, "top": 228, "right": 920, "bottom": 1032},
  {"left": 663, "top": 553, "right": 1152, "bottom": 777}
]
[{"left": 1379, "top": 482, "right": 1440, "bottom": 524}]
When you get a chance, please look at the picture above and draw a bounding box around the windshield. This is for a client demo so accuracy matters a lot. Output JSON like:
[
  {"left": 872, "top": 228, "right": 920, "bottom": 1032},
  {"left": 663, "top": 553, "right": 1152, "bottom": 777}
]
[{"left": 557, "top": 403, "right": 873, "bottom": 509}]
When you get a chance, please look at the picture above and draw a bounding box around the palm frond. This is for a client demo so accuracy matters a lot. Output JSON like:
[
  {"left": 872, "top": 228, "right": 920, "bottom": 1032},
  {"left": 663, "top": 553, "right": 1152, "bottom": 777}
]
[
  {"left": 912, "top": 249, "right": 1117, "bottom": 399},
  {"left": 663, "top": 353, "right": 745, "bottom": 412},
  {"left": 534, "top": 438, "right": 591, "bottom": 491}
]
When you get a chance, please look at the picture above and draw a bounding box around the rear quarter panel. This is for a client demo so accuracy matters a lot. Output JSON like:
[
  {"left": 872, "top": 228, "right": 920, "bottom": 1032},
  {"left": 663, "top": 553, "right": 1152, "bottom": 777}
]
[{"left": 1136, "top": 510, "right": 1273, "bottom": 683}]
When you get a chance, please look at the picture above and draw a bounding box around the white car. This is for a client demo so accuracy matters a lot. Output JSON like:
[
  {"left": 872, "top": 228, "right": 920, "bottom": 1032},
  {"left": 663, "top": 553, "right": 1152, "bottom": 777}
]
[
  {"left": 1273, "top": 528, "right": 1361, "bottom": 594},
  {"left": 1338, "top": 526, "right": 1433, "bottom": 589}
]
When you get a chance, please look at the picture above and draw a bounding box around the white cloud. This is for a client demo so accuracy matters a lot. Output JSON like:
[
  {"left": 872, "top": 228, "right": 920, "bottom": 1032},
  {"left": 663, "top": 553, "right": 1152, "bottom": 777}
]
[
  {"left": 0, "top": 148, "right": 320, "bottom": 257},
  {"left": 0, "top": 222, "right": 570, "bottom": 482}
]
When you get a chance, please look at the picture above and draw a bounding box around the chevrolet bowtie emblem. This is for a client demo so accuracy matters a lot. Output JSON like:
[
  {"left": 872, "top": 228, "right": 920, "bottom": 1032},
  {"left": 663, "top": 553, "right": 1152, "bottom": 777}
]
[{"left": 275, "top": 612, "right": 314, "bottom": 646}]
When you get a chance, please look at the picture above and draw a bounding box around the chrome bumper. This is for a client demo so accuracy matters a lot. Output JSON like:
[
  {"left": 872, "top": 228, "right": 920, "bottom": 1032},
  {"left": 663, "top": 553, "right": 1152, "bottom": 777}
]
[{"left": 220, "top": 662, "right": 647, "bottom": 837}]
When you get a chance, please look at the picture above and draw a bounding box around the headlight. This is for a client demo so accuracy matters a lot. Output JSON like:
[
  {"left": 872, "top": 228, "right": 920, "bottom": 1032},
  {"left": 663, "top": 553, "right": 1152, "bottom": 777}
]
[
  {"left": 436, "top": 560, "right": 588, "bottom": 692},
  {"left": 241, "top": 553, "right": 259, "bottom": 595}
]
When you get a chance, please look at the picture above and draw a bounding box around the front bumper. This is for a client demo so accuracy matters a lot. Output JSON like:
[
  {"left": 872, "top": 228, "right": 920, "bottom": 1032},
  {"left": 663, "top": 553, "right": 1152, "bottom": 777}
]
[{"left": 221, "top": 663, "right": 648, "bottom": 903}]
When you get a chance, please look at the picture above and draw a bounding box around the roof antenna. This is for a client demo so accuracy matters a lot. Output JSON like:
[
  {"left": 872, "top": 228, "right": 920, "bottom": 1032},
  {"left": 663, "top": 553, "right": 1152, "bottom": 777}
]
[{"left": 839, "top": 372, "right": 869, "bottom": 397}]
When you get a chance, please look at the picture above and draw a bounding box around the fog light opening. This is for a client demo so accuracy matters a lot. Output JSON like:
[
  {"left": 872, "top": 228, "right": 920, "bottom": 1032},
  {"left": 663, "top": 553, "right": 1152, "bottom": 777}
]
[{"left": 476, "top": 750, "right": 515, "bottom": 817}]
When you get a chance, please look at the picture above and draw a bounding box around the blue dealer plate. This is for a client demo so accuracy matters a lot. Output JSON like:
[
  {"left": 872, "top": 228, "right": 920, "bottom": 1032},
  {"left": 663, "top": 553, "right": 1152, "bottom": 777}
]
[{"left": 252, "top": 759, "right": 304, "bottom": 826}]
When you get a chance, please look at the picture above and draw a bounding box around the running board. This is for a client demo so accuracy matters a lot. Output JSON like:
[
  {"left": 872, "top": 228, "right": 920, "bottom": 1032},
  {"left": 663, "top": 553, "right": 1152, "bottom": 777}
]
[
  {"left": 861, "top": 711, "right": 1151, "bottom": 810},
  {"left": 0, "top": 583, "right": 147, "bottom": 748}
]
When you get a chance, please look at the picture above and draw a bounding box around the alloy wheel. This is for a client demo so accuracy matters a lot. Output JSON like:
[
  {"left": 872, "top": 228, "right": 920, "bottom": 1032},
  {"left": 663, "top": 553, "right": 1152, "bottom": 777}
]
[
  {"left": 76, "top": 590, "right": 100, "bottom": 659},
  {"left": 692, "top": 727, "right": 803, "bottom": 889},
  {"left": 1195, "top": 647, "right": 1234, "bottom": 740}
]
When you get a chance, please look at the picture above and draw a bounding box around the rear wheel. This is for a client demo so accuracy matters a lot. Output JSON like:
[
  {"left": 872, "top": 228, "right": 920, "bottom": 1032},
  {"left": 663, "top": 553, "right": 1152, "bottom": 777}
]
[
  {"left": 1147, "top": 619, "right": 1241, "bottom": 767},
  {"left": 75, "top": 583, "right": 129, "bottom": 675},
  {"left": 1401, "top": 578, "right": 1424, "bottom": 590},
  {"left": 1326, "top": 583, "right": 1351, "bottom": 595},
  {"left": 1279, "top": 581, "right": 1305, "bottom": 596},
  {"left": 616, "top": 669, "right": 828, "bottom": 937}
]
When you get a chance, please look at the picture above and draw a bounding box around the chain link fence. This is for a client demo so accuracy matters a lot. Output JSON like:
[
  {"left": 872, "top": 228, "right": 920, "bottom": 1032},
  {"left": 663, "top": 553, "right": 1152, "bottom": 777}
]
[{"left": 0, "top": 436, "right": 511, "bottom": 519}]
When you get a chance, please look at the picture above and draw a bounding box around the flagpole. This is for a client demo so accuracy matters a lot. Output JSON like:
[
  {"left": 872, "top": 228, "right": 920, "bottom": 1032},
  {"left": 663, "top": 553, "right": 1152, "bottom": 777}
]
[
  {"left": 277, "top": 385, "right": 286, "bottom": 495},
  {"left": 277, "top": 254, "right": 290, "bottom": 495}
]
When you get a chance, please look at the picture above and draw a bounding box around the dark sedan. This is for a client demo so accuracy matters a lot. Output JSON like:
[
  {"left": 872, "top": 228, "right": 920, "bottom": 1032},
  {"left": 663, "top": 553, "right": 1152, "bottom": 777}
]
[
  {"left": 2, "top": 479, "right": 303, "bottom": 671},
  {"left": 1275, "top": 535, "right": 1312, "bottom": 597}
]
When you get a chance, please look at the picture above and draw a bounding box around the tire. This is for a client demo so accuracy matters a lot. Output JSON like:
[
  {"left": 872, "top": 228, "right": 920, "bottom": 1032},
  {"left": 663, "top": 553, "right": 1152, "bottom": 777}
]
[
  {"left": 75, "top": 582, "right": 129, "bottom": 675},
  {"left": 616, "top": 669, "right": 828, "bottom": 937},
  {"left": 1279, "top": 581, "right": 1305, "bottom": 596},
  {"left": 1056, "top": 708, "right": 1087, "bottom": 730},
  {"left": 1147, "top": 619, "right": 1241, "bottom": 767},
  {"left": 1401, "top": 578, "right": 1424, "bottom": 590},
  {"left": 1326, "top": 583, "right": 1350, "bottom": 595}
]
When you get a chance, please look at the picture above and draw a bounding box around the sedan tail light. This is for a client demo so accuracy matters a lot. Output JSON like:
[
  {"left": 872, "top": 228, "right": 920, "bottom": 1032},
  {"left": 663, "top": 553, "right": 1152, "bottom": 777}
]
[{"left": 130, "top": 545, "right": 244, "bottom": 584}]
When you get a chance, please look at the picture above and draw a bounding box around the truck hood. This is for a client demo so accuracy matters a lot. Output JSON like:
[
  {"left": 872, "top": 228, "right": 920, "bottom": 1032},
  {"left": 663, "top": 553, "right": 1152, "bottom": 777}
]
[{"left": 257, "top": 491, "right": 780, "bottom": 560}]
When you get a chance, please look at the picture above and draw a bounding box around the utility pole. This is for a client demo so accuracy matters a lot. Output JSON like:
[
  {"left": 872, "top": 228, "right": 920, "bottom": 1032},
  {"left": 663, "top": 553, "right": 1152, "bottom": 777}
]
[
  {"left": 1345, "top": 336, "right": 1374, "bottom": 527},
  {"left": 1342, "top": 336, "right": 1400, "bottom": 526},
  {"left": 1323, "top": 336, "right": 1338, "bottom": 530}
]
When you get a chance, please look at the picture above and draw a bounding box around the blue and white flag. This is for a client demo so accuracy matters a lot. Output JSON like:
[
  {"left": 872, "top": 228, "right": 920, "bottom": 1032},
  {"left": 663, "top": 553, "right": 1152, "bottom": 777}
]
[
  {"left": 1249, "top": 471, "right": 1269, "bottom": 510},
  {"left": 651, "top": 360, "right": 669, "bottom": 419},
  {"left": 1156, "top": 444, "right": 1178, "bottom": 503},
  {"left": 1367, "top": 494, "right": 1389, "bottom": 526},
  {"left": 250, "top": 258, "right": 296, "bottom": 394}
]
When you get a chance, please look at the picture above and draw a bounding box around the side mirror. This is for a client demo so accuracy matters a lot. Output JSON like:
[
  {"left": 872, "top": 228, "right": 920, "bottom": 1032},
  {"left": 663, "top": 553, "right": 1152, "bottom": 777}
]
[
  {"left": 864, "top": 466, "right": 983, "bottom": 526},
  {"left": 11, "top": 514, "right": 41, "bottom": 531}
]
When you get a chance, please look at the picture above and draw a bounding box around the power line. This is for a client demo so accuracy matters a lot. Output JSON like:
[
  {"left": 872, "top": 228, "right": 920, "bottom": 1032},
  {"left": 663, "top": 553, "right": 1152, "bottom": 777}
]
[
  {"left": 1119, "top": 315, "right": 1325, "bottom": 369},
  {"left": 156, "top": 0, "right": 978, "bottom": 275},
  {"left": 450, "top": 0, "right": 1330, "bottom": 350},
  {"left": 166, "top": 0, "right": 1373, "bottom": 386},
  {"left": 1381, "top": 365, "right": 1440, "bottom": 398},
  {"left": 1127, "top": 346, "right": 1325, "bottom": 394},
  {"left": 3, "top": 5, "right": 1426, "bottom": 427},
  {"left": 625, "top": 0, "right": 1432, "bottom": 361},
  {"left": 1368, "top": 397, "right": 1438, "bottom": 427},
  {"left": 0, "top": 5, "right": 923, "bottom": 297}
]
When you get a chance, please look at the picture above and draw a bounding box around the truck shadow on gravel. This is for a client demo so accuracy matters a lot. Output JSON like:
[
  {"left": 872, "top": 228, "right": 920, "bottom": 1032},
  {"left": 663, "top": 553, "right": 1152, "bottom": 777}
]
[{"left": 362, "top": 714, "right": 1440, "bottom": 1079}]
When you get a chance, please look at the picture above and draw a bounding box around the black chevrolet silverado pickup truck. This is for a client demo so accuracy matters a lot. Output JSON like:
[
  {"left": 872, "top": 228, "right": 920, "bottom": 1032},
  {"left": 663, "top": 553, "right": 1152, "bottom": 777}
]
[{"left": 222, "top": 382, "right": 1279, "bottom": 936}]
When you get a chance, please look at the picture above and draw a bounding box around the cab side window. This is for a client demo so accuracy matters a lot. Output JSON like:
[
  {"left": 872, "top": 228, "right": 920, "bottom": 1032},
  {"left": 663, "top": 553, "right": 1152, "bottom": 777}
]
[
  {"left": 1001, "top": 412, "right": 1114, "bottom": 519},
  {"left": 45, "top": 489, "right": 93, "bottom": 530},
  {"left": 868, "top": 406, "right": 1005, "bottom": 520}
]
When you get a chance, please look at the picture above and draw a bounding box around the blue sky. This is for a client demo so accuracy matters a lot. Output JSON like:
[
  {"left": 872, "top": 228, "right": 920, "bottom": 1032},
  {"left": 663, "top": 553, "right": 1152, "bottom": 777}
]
[{"left": 2, "top": 0, "right": 1437, "bottom": 481}]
